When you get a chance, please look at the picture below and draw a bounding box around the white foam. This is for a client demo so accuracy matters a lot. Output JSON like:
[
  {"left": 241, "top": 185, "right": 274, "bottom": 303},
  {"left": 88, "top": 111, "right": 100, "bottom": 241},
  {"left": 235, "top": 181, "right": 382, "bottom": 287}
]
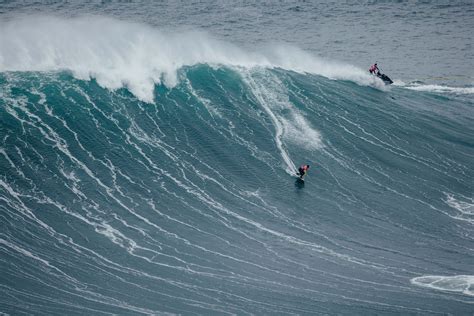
[
  {"left": 241, "top": 69, "right": 322, "bottom": 174},
  {"left": 402, "top": 83, "right": 474, "bottom": 95},
  {"left": 0, "top": 15, "right": 381, "bottom": 102},
  {"left": 411, "top": 275, "right": 474, "bottom": 296},
  {"left": 445, "top": 194, "right": 474, "bottom": 224}
]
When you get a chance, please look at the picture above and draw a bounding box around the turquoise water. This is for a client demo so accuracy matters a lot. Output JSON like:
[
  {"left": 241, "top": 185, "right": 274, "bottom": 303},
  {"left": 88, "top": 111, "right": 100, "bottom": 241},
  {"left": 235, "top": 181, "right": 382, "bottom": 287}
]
[{"left": 1, "top": 3, "right": 473, "bottom": 315}]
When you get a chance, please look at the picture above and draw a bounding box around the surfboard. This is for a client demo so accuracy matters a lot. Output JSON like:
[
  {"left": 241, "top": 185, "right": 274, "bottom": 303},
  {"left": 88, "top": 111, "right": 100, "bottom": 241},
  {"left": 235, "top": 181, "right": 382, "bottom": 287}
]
[{"left": 295, "top": 177, "right": 305, "bottom": 188}]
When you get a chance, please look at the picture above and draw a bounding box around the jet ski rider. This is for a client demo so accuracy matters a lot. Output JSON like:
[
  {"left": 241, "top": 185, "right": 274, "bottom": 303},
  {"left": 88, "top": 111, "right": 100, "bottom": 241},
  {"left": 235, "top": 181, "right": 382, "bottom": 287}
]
[{"left": 369, "top": 63, "right": 380, "bottom": 75}]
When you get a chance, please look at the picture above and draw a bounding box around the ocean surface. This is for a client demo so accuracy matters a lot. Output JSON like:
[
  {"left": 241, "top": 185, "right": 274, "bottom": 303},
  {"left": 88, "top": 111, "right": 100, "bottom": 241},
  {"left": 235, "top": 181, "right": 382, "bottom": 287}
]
[{"left": 1, "top": 1, "right": 473, "bottom": 315}]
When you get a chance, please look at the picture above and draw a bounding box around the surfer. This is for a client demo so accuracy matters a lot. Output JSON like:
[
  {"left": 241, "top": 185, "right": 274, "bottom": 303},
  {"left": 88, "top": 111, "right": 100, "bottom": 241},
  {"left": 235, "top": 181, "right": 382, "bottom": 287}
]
[
  {"left": 297, "top": 164, "right": 310, "bottom": 179},
  {"left": 369, "top": 62, "right": 380, "bottom": 75}
]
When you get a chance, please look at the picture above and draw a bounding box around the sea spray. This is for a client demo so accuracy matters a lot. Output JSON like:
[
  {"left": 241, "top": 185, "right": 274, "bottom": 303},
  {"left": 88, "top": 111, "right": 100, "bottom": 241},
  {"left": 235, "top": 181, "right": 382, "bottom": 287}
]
[{"left": 0, "top": 15, "right": 383, "bottom": 102}]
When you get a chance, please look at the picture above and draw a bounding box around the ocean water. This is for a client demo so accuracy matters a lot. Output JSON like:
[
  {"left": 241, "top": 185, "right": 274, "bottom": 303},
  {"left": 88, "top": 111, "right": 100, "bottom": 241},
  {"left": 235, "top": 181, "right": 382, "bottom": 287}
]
[{"left": 1, "top": 1, "right": 473, "bottom": 315}]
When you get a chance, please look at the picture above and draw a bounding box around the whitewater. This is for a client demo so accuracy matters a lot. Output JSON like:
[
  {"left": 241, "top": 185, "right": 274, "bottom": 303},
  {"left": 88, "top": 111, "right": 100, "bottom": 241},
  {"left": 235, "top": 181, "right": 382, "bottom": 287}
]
[{"left": 1, "top": 3, "right": 473, "bottom": 315}]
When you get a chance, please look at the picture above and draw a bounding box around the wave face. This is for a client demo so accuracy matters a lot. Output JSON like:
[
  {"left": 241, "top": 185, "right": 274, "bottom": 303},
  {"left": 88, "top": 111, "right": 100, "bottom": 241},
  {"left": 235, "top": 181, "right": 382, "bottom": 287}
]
[{"left": 1, "top": 18, "right": 474, "bottom": 315}]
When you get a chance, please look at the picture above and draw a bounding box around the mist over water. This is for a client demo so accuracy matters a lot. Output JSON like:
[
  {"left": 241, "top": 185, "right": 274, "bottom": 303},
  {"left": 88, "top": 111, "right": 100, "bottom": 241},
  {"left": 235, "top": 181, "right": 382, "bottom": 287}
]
[{"left": 1, "top": 2, "right": 473, "bottom": 315}]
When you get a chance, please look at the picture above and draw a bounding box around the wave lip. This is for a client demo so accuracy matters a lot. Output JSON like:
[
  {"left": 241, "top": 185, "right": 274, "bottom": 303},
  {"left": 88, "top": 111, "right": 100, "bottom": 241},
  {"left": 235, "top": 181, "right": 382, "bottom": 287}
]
[
  {"left": 0, "top": 15, "right": 381, "bottom": 102},
  {"left": 411, "top": 275, "right": 474, "bottom": 296}
]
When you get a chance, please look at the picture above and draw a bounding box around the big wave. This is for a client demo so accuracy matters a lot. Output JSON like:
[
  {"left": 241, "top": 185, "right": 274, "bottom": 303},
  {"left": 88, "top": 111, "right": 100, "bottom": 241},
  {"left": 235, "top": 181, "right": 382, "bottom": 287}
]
[
  {"left": 0, "top": 15, "right": 384, "bottom": 102},
  {"left": 1, "top": 15, "right": 473, "bottom": 315}
]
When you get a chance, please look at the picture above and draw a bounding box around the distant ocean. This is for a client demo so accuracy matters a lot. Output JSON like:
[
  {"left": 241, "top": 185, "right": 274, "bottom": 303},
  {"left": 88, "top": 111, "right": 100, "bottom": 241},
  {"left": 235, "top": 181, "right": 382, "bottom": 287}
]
[{"left": 1, "top": 1, "right": 473, "bottom": 315}]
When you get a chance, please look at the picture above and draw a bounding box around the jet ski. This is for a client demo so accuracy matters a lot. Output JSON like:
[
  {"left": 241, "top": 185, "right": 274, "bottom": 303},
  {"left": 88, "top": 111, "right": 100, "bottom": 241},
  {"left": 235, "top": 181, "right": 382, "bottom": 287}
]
[{"left": 377, "top": 72, "right": 393, "bottom": 85}]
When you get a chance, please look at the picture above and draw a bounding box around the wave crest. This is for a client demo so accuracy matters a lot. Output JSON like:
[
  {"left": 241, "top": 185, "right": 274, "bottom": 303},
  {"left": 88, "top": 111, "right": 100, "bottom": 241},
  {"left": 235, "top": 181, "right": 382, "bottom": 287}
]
[{"left": 0, "top": 15, "right": 380, "bottom": 102}]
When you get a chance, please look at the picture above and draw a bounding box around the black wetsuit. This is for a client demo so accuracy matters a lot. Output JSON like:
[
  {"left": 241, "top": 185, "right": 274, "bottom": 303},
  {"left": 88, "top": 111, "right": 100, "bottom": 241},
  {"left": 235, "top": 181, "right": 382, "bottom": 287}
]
[{"left": 298, "top": 167, "right": 306, "bottom": 178}]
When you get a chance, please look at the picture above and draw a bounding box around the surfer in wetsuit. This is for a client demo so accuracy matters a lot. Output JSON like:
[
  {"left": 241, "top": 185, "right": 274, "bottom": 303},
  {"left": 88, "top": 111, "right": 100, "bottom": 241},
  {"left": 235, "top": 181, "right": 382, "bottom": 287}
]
[
  {"left": 369, "top": 63, "right": 379, "bottom": 75},
  {"left": 298, "top": 164, "right": 310, "bottom": 179}
]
